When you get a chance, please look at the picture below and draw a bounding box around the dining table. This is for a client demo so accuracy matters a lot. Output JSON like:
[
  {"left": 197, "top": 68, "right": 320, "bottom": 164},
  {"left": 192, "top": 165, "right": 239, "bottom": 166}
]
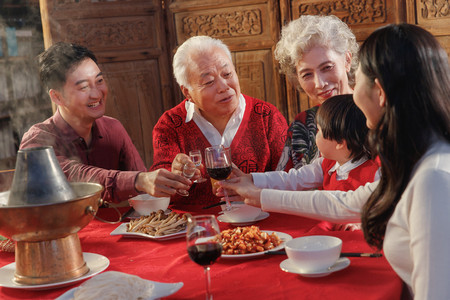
[{"left": 0, "top": 204, "right": 404, "bottom": 300}]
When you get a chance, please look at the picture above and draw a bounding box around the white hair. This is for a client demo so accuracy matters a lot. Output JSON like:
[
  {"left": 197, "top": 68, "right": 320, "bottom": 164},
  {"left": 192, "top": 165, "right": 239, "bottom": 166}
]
[
  {"left": 172, "top": 36, "right": 232, "bottom": 89},
  {"left": 275, "top": 15, "right": 359, "bottom": 89}
]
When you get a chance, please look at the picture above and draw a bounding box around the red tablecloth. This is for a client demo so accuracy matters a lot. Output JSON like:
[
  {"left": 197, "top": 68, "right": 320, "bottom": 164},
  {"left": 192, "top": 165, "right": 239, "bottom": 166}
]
[{"left": 0, "top": 206, "right": 403, "bottom": 299}]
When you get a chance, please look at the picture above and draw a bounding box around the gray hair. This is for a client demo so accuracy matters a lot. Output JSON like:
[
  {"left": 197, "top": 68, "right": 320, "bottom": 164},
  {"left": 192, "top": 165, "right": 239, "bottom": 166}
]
[
  {"left": 274, "top": 15, "right": 359, "bottom": 89},
  {"left": 173, "top": 36, "right": 232, "bottom": 89}
]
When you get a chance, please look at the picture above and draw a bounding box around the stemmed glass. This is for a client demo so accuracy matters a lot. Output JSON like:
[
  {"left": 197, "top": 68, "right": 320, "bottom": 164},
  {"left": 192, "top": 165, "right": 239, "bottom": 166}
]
[
  {"left": 176, "top": 162, "right": 196, "bottom": 196},
  {"left": 189, "top": 150, "right": 207, "bottom": 183},
  {"left": 204, "top": 145, "right": 233, "bottom": 211},
  {"left": 186, "top": 215, "right": 222, "bottom": 300}
]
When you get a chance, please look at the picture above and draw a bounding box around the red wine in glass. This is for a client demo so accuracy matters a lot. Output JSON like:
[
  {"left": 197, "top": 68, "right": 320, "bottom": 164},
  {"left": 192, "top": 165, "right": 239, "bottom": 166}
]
[
  {"left": 187, "top": 243, "right": 222, "bottom": 266},
  {"left": 206, "top": 166, "right": 232, "bottom": 181},
  {"left": 204, "top": 146, "right": 234, "bottom": 211},
  {"left": 186, "top": 215, "right": 222, "bottom": 300}
]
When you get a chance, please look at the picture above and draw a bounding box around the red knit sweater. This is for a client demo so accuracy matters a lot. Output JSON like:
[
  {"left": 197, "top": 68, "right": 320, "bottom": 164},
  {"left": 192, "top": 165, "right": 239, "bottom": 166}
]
[{"left": 150, "top": 95, "right": 288, "bottom": 207}]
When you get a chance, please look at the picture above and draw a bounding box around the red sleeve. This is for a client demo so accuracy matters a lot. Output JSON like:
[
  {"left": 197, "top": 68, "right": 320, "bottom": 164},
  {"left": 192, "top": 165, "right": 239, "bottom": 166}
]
[
  {"left": 150, "top": 112, "right": 183, "bottom": 172},
  {"left": 265, "top": 104, "right": 289, "bottom": 171},
  {"left": 62, "top": 162, "right": 141, "bottom": 203}
]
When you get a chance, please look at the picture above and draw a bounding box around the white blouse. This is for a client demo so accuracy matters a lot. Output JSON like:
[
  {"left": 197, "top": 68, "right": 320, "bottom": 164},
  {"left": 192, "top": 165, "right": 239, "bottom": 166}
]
[
  {"left": 260, "top": 139, "right": 450, "bottom": 299},
  {"left": 252, "top": 156, "right": 380, "bottom": 191}
]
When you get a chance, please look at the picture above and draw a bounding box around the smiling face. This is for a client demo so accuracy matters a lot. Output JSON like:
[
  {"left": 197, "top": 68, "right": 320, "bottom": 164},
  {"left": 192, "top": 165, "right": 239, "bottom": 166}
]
[
  {"left": 182, "top": 47, "right": 240, "bottom": 126},
  {"left": 296, "top": 46, "right": 352, "bottom": 105},
  {"left": 52, "top": 58, "right": 108, "bottom": 127}
]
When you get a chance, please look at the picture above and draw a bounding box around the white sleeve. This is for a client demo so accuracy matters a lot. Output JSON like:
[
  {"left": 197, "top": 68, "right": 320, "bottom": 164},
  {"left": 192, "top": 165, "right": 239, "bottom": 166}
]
[
  {"left": 408, "top": 169, "right": 450, "bottom": 299},
  {"left": 251, "top": 157, "right": 324, "bottom": 191},
  {"left": 260, "top": 180, "right": 379, "bottom": 223},
  {"left": 373, "top": 167, "right": 381, "bottom": 181}
]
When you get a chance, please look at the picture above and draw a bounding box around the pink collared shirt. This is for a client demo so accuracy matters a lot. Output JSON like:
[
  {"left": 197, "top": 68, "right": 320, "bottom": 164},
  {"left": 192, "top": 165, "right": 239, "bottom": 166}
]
[{"left": 20, "top": 110, "right": 146, "bottom": 203}]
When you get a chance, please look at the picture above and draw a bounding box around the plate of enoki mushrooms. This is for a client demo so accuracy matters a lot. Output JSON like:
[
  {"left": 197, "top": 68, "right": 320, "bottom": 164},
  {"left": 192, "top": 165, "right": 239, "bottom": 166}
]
[{"left": 110, "top": 210, "right": 191, "bottom": 240}]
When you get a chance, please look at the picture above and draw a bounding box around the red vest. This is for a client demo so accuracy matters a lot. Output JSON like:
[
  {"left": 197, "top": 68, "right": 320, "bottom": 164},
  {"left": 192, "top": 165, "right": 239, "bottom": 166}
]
[{"left": 321, "top": 158, "right": 379, "bottom": 192}]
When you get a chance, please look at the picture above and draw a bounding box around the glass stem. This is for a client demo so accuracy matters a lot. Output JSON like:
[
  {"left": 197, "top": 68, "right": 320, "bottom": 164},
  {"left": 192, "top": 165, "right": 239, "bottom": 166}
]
[
  {"left": 221, "top": 182, "right": 232, "bottom": 211},
  {"left": 204, "top": 266, "right": 212, "bottom": 300}
]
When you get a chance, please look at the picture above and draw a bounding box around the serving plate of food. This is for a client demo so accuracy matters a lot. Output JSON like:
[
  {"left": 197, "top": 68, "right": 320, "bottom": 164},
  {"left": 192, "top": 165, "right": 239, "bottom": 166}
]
[
  {"left": 218, "top": 226, "right": 292, "bottom": 259},
  {"left": 111, "top": 210, "right": 190, "bottom": 241}
]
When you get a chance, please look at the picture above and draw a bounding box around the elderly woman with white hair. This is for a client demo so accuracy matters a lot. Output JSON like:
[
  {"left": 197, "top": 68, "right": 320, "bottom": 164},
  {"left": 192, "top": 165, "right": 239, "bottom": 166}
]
[
  {"left": 275, "top": 15, "right": 359, "bottom": 171},
  {"left": 150, "top": 36, "right": 288, "bottom": 209}
]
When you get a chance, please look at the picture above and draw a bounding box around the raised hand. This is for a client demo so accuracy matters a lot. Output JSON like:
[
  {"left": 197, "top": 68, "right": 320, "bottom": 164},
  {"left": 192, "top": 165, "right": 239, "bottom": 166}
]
[{"left": 217, "top": 176, "right": 262, "bottom": 207}]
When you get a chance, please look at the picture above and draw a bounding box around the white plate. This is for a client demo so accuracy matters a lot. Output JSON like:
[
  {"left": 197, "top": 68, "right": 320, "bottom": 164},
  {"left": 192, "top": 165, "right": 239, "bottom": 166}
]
[
  {"left": 110, "top": 223, "right": 186, "bottom": 241},
  {"left": 217, "top": 211, "right": 270, "bottom": 226},
  {"left": 280, "top": 257, "right": 350, "bottom": 278},
  {"left": 56, "top": 280, "right": 183, "bottom": 300},
  {"left": 221, "top": 230, "right": 292, "bottom": 259},
  {"left": 0, "top": 252, "right": 109, "bottom": 290}
]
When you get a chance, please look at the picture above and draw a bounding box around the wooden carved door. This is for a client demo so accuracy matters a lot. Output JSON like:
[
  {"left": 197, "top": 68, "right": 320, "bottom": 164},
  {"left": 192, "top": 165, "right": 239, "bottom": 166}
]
[
  {"left": 165, "top": 0, "right": 288, "bottom": 120},
  {"left": 39, "top": 0, "right": 174, "bottom": 167},
  {"left": 279, "top": 0, "right": 407, "bottom": 122},
  {"left": 38, "top": 0, "right": 449, "bottom": 169},
  {"left": 406, "top": 0, "right": 450, "bottom": 56}
]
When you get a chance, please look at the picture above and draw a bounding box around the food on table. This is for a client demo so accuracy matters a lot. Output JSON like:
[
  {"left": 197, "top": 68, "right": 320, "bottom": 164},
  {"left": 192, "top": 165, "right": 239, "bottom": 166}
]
[
  {"left": 219, "top": 226, "right": 282, "bottom": 254},
  {"left": 73, "top": 271, "right": 154, "bottom": 300},
  {"left": 126, "top": 210, "right": 191, "bottom": 236}
]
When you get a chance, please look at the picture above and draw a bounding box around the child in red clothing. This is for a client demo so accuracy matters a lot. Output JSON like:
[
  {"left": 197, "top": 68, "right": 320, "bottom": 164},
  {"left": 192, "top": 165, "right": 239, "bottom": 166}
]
[{"left": 247, "top": 94, "right": 380, "bottom": 230}]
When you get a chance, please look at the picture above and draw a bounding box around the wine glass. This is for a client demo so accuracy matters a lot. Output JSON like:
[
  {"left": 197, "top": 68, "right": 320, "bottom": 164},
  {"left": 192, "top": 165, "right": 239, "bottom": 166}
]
[
  {"left": 204, "top": 145, "right": 234, "bottom": 211},
  {"left": 189, "top": 149, "right": 207, "bottom": 183},
  {"left": 176, "top": 162, "right": 196, "bottom": 196},
  {"left": 186, "top": 215, "right": 222, "bottom": 300}
]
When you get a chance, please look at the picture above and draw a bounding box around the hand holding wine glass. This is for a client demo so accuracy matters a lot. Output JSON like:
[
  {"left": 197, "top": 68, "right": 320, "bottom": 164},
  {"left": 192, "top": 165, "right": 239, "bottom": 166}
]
[
  {"left": 189, "top": 150, "right": 207, "bottom": 183},
  {"left": 186, "top": 215, "right": 222, "bottom": 300},
  {"left": 204, "top": 145, "right": 234, "bottom": 211}
]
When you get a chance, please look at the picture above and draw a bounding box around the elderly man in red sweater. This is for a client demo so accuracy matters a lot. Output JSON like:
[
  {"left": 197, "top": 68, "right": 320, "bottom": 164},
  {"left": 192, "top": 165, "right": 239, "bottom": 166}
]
[{"left": 150, "top": 36, "right": 288, "bottom": 210}]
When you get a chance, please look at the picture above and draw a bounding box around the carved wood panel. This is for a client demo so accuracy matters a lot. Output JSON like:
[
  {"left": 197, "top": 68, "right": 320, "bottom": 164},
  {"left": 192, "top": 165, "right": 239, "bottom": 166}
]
[
  {"left": 38, "top": 0, "right": 450, "bottom": 170},
  {"left": 282, "top": 0, "right": 407, "bottom": 121},
  {"left": 166, "top": 0, "right": 287, "bottom": 119},
  {"left": 233, "top": 50, "right": 278, "bottom": 108},
  {"left": 407, "top": 0, "right": 450, "bottom": 57},
  {"left": 101, "top": 60, "right": 164, "bottom": 164},
  {"left": 39, "top": 0, "right": 173, "bottom": 167}
]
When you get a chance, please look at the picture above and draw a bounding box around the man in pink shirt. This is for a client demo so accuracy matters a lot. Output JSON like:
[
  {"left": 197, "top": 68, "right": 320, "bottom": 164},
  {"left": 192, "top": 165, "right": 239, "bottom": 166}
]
[{"left": 20, "top": 42, "right": 190, "bottom": 203}]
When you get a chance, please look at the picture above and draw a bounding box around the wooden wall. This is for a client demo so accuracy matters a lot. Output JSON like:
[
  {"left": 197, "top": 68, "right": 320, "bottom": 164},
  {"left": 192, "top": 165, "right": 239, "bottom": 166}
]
[
  {"left": 39, "top": 0, "right": 450, "bottom": 167},
  {"left": 40, "top": 0, "right": 175, "bottom": 167},
  {"left": 166, "top": 0, "right": 286, "bottom": 118}
]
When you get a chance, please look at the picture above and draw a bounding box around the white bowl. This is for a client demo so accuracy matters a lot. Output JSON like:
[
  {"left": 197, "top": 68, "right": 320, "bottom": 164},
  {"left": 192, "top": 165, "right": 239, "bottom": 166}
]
[
  {"left": 128, "top": 194, "right": 170, "bottom": 216},
  {"left": 285, "top": 235, "right": 342, "bottom": 272},
  {"left": 221, "top": 203, "right": 262, "bottom": 222}
]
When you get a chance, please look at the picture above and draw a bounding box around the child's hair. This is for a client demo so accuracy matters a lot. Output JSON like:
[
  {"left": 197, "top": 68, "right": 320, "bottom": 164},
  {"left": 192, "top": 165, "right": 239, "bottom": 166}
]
[{"left": 316, "top": 94, "right": 371, "bottom": 162}]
